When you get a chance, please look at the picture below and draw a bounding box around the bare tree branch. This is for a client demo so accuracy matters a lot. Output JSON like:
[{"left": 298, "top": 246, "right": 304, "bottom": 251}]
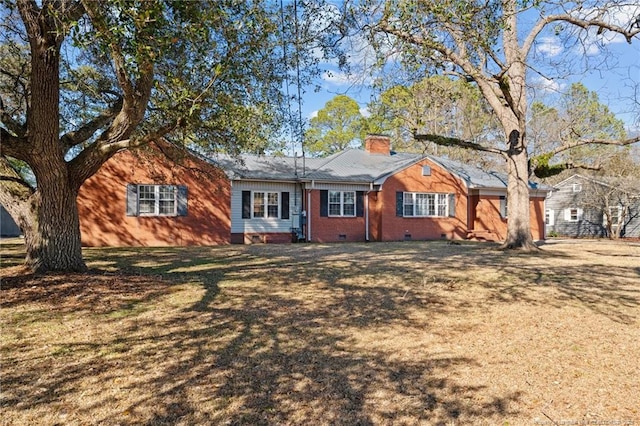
[
  {"left": 548, "top": 135, "right": 640, "bottom": 157},
  {"left": 523, "top": 11, "right": 640, "bottom": 58},
  {"left": 413, "top": 131, "right": 505, "bottom": 156}
]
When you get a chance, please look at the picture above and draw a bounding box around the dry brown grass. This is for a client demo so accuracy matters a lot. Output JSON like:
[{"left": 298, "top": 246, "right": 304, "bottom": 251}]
[{"left": 1, "top": 238, "right": 639, "bottom": 425}]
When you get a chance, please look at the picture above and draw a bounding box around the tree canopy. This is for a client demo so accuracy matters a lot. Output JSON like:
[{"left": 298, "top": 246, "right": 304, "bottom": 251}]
[
  {"left": 0, "top": 0, "right": 338, "bottom": 272},
  {"left": 304, "top": 94, "right": 367, "bottom": 156},
  {"left": 366, "top": 75, "right": 502, "bottom": 168}
]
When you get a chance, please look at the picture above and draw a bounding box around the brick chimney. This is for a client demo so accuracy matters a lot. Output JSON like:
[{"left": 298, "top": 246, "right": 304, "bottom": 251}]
[{"left": 364, "top": 134, "right": 391, "bottom": 155}]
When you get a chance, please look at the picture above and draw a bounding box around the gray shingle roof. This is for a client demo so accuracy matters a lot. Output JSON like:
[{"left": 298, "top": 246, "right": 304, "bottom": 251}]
[
  {"left": 208, "top": 149, "right": 547, "bottom": 191},
  {"left": 304, "top": 149, "right": 420, "bottom": 183}
]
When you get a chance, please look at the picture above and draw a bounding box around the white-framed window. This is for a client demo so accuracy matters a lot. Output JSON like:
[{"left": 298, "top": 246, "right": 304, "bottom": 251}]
[
  {"left": 564, "top": 207, "right": 583, "bottom": 222},
  {"left": 403, "top": 192, "right": 449, "bottom": 217},
  {"left": 137, "top": 184, "right": 177, "bottom": 216},
  {"left": 572, "top": 183, "right": 582, "bottom": 192},
  {"left": 545, "top": 209, "right": 555, "bottom": 226},
  {"left": 329, "top": 191, "right": 355, "bottom": 217},
  {"left": 253, "top": 191, "right": 279, "bottom": 218}
]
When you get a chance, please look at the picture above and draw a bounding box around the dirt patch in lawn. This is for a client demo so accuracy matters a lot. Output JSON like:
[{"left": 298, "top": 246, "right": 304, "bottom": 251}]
[{"left": 1, "top": 239, "right": 639, "bottom": 425}]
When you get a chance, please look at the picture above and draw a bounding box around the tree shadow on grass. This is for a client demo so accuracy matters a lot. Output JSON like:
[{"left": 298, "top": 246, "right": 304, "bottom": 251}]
[{"left": 2, "top": 240, "right": 638, "bottom": 424}]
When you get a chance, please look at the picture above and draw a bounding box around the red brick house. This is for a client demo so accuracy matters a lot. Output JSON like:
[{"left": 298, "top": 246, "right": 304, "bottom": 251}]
[
  {"left": 77, "top": 136, "right": 549, "bottom": 246},
  {"left": 78, "top": 143, "right": 231, "bottom": 247}
]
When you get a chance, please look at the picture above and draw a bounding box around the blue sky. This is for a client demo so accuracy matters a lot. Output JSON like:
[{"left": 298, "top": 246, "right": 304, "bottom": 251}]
[{"left": 292, "top": 3, "right": 640, "bottom": 156}]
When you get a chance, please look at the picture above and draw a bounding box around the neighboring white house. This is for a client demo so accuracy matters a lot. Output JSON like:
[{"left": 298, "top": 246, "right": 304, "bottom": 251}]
[{"left": 545, "top": 174, "right": 640, "bottom": 238}]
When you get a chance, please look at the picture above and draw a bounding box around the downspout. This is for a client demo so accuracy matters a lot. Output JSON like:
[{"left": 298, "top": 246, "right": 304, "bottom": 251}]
[
  {"left": 365, "top": 182, "right": 373, "bottom": 242},
  {"left": 467, "top": 188, "right": 472, "bottom": 238},
  {"left": 307, "top": 180, "right": 314, "bottom": 242},
  {"left": 542, "top": 195, "right": 546, "bottom": 241}
]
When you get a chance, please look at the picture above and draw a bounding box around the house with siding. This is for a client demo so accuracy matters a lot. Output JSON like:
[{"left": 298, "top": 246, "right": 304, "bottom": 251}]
[
  {"left": 77, "top": 135, "right": 550, "bottom": 246},
  {"left": 1, "top": 205, "right": 21, "bottom": 237},
  {"left": 544, "top": 174, "right": 640, "bottom": 238}
]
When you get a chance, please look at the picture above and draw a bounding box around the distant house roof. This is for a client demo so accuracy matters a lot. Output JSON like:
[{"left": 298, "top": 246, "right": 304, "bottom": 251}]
[
  {"left": 552, "top": 173, "right": 639, "bottom": 197},
  {"left": 209, "top": 148, "right": 548, "bottom": 191}
]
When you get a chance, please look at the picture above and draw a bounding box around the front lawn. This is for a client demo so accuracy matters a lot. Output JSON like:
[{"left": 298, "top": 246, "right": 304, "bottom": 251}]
[{"left": 1, "top": 239, "right": 638, "bottom": 425}]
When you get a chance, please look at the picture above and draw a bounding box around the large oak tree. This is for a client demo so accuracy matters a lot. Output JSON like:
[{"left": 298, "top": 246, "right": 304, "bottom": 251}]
[
  {"left": 352, "top": 0, "right": 640, "bottom": 249},
  {"left": 0, "top": 0, "right": 337, "bottom": 272}
]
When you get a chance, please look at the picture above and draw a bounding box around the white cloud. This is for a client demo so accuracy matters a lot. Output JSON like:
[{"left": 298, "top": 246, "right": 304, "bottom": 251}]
[
  {"left": 532, "top": 76, "right": 565, "bottom": 94},
  {"left": 321, "top": 70, "right": 373, "bottom": 87},
  {"left": 359, "top": 107, "right": 370, "bottom": 118},
  {"left": 536, "top": 37, "right": 563, "bottom": 57},
  {"left": 309, "top": 110, "right": 318, "bottom": 119}
]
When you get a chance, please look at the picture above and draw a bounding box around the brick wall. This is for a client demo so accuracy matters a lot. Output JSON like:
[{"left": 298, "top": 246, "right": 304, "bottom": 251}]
[
  {"left": 78, "top": 143, "right": 231, "bottom": 247},
  {"left": 378, "top": 159, "right": 469, "bottom": 241},
  {"left": 308, "top": 190, "right": 367, "bottom": 242}
]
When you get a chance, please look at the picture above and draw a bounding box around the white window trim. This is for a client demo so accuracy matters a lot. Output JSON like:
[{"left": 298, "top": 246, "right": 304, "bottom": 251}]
[
  {"left": 138, "top": 184, "right": 177, "bottom": 216},
  {"left": 565, "top": 207, "right": 583, "bottom": 222},
  {"left": 572, "top": 183, "right": 582, "bottom": 192},
  {"left": 252, "top": 191, "right": 280, "bottom": 219},
  {"left": 328, "top": 191, "right": 356, "bottom": 217},
  {"left": 545, "top": 209, "right": 555, "bottom": 226},
  {"left": 403, "top": 192, "right": 449, "bottom": 217}
]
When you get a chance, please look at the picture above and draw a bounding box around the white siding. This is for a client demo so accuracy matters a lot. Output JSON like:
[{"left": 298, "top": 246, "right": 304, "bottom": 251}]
[{"left": 231, "top": 181, "right": 302, "bottom": 233}]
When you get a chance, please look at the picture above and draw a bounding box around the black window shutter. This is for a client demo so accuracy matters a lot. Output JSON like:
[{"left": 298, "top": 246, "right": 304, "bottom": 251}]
[
  {"left": 500, "top": 196, "right": 507, "bottom": 218},
  {"left": 448, "top": 193, "right": 455, "bottom": 217},
  {"left": 126, "top": 184, "right": 138, "bottom": 216},
  {"left": 320, "top": 190, "right": 328, "bottom": 217},
  {"left": 281, "top": 192, "right": 290, "bottom": 219},
  {"left": 242, "top": 191, "right": 251, "bottom": 219},
  {"left": 396, "top": 191, "right": 404, "bottom": 217},
  {"left": 177, "top": 185, "right": 188, "bottom": 216},
  {"left": 356, "top": 191, "right": 364, "bottom": 217}
]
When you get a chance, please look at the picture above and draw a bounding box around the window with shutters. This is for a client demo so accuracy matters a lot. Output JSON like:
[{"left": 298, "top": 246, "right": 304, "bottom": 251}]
[
  {"left": 252, "top": 191, "right": 279, "bottom": 218},
  {"left": 242, "top": 191, "right": 289, "bottom": 220},
  {"left": 138, "top": 185, "right": 177, "bottom": 216},
  {"left": 403, "top": 192, "right": 449, "bottom": 217},
  {"left": 328, "top": 191, "right": 356, "bottom": 217},
  {"left": 565, "top": 207, "right": 582, "bottom": 222}
]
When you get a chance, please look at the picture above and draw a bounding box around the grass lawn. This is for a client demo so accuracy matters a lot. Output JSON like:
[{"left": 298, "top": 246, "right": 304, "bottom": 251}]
[{"left": 1, "top": 238, "right": 639, "bottom": 425}]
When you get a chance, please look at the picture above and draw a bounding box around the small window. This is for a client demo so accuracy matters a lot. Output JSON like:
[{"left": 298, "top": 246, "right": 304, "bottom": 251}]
[
  {"left": 545, "top": 209, "right": 555, "bottom": 226},
  {"left": 500, "top": 196, "right": 508, "bottom": 218},
  {"left": 422, "top": 166, "right": 431, "bottom": 176},
  {"left": 267, "top": 192, "right": 279, "bottom": 218},
  {"left": 138, "top": 184, "right": 176, "bottom": 216},
  {"left": 253, "top": 191, "right": 279, "bottom": 219},
  {"left": 127, "top": 184, "right": 186, "bottom": 217},
  {"left": 565, "top": 207, "right": 582, "bottom": 222},
  {"left": 328, "top": 191, "right": 356, "bottom": 217},
  {"left": 572, "top": 183, "right": 582, "bottom": 192},
  {"left": 253, "top": 192, "right": 265, "bottom": 218},
  {"left": 570, "top": 208, "right": 579, "bottom": 221}
]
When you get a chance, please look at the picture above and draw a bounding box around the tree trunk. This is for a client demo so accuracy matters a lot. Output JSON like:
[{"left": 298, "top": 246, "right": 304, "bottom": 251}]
[
  {"left": 501, "top": 130, "right": 539, "bottom": 251},
  {"left": 20, "top": 15, "right": 87, "bottom": 272},
  {"left": 22, "top": 180, "right": 86, "bottom": 273}
]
